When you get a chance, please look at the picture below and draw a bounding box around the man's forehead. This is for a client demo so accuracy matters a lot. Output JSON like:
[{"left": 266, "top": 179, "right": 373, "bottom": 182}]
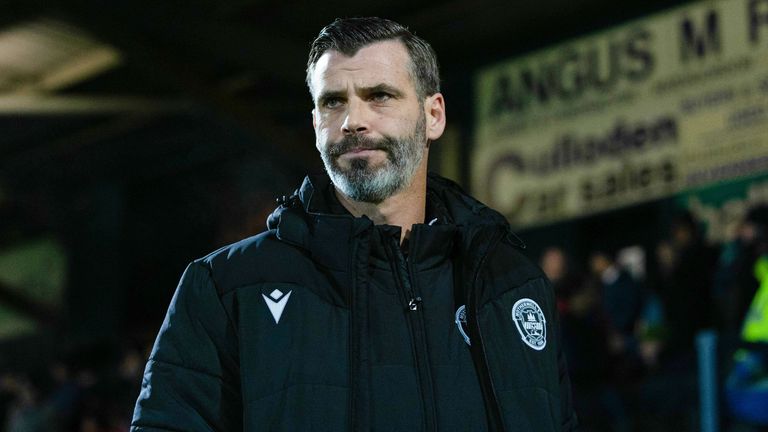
[{"left": 311, "top": 40, "right": 413, "bottom": 90}]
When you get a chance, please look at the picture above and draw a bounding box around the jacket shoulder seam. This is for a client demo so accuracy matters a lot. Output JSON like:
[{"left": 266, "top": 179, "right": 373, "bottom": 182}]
[{"left": 478, "top": 275, "right": 550, "bottom": 309}]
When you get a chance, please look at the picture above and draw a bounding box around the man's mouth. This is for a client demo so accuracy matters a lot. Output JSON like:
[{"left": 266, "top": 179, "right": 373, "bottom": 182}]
[
  {"left": 339, "top": 145, "right": 388, "bottom": 158},
  {"left": 329, "top": 136, "right": 390, "bottom": 159},
  {"left": 347, "top": 147, "right": 380, "bottom": 154}
]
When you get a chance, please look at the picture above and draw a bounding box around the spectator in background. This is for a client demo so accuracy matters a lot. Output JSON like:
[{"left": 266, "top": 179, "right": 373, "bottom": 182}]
[
  {"left": 661, "top": 212, "right": 716, "bottom": 354},
  {"left": 542, "top": 247, "right": 576, "bottom": 317},
  {"left": 0, "top": 333, "right": 155, "bottom": 432},
  {"left": 1, "top": 374, "right": 53, "bottom": 432},
  {"left": 541, "top": 247, "right": 603, "bottom": 380},
  {"left": 632, "top": 241, "right": 673, "bottom": 370},
  {"left": 725, "top": 205, "right": 768, "bottom": 427},
  {"left": 739, "top": 206, "right": 768, "bottom": 344},
  {"left": 46, "top": 360, "right": 83, "bottom": 431},
  {"left": 588, "top": 248, "right": 644, "bottom": 432},
  {"left": 715, "top": 207, "right": 768, "bottom": 337},
  {"left": 541, "top": 247, "right": 607, "bottom": 431},
  {"left": 590, "top": 248, "right": 643, "bottom": 362},
  {"left": 640, "top": 212, "right": 717, "bottom": 432}
]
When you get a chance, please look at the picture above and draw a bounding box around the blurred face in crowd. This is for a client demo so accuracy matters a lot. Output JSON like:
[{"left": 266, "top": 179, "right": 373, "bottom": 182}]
[
  {"left": 739, "top": 221, "right": 758, "bottom": 244},
  {"left": 672, "top": 225, "right": 693, "bottom": 248},
  {"left": 310, "top": 40, "right": 443, "bottom": 203},
  {"left": 656, "top": 241, "right": 675, "bottom": 273},
  {"left": 589, "top": 253, "right": 611, "bottom": 276},
  {"left": 541, "top": 247, "right": 566, "bottom": 282}
]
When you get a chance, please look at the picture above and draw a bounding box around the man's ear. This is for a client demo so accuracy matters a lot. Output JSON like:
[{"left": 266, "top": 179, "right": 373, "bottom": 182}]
[{"left": 425, "top": 93, "right": 446, "bottom": 141}]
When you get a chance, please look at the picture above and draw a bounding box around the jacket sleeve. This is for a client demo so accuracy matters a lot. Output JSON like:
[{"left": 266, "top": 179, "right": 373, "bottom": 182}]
[{"left": 131, "top": 261, "right": 242, "bottom": 431}]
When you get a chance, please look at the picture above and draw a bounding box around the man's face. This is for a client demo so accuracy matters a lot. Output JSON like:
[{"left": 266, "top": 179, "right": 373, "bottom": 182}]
[
  {"left": 589, "top": 254, "right": 610, "bottom": 276},
  {"left": 540, "top": 248, "right": 566, "bottom": 282},
  {"left": 310, "top": 40, "right": 428, "bottom": 203}
]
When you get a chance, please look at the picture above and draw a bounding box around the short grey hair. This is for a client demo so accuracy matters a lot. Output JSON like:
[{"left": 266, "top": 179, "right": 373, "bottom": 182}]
[{"left": 306, "top": 17, "right": 441, "bottom": 99}]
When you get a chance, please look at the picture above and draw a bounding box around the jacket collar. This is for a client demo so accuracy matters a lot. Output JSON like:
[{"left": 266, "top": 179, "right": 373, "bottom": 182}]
[
  {"left": 265, "top": 172, "right": 524, "bottom": 270},
  {"left": 267, "top": 174, "right": 370, "bottom": 271}
]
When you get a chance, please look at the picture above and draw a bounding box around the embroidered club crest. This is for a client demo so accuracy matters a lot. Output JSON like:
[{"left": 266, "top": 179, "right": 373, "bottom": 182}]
[
  {"left": 512, "top": 298, "right": 547, "bottom": 351},
  {"left": 455, "top": 305, "right": 471, "bottom": 346}
]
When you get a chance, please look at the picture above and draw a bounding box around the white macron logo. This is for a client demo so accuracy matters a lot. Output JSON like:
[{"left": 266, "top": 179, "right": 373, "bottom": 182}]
[{"left": 262, "top": 288, "right": 292, "bottom": 323}]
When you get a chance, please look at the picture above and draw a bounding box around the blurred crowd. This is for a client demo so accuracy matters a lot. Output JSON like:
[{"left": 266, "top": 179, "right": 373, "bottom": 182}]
[
  {"left": 1, "top": 338, "right": 149, "bottom": 432},
  {"left": 543, "top": 206, "right": 768, "bottom": 431},
  {"left": 3, "top": 205, "right": 768, "bottom": 431}
]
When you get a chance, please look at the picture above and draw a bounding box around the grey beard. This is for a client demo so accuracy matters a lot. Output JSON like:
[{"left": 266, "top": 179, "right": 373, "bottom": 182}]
[{"left": 320, "top": 117, "right": 426, "bottom": 204}]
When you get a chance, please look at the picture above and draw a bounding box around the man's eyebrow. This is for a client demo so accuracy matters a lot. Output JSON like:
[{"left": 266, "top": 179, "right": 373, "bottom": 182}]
[
  {"left": 316, "top": 90, "right": 346, "bottom": 104},
  {"left": 362, "top": 84, "right": 404, "bottom": 97},
  {"left": 316, "top": 84, "right": 405, "bottom": 104}
]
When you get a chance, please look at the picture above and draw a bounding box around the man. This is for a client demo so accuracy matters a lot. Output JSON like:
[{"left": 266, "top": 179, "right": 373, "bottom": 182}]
[
  {"left": 726, "top": 205, "right": 768, "bottom": 426},
  {"left": 131, "top": 17, "right": 576, "bottom": 431},
  {"left": 588, "top": 249, "right": 643, "bottom": 355},
  {"left": 587, "top": 249, "right": 643, "bottom": 431}
]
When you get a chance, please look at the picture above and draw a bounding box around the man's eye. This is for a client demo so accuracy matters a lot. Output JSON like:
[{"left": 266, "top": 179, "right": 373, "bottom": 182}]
[
  {"left": 323, "top": 98, "right": 343, "bottom": 109},
  {"left": 370, "top": 92, "right": 391, "bottom": 103}
]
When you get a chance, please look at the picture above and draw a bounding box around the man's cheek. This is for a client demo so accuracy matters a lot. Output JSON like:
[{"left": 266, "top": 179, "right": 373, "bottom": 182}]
[{"left": 315, "top": 130, "right": 332, "bottom": 152}]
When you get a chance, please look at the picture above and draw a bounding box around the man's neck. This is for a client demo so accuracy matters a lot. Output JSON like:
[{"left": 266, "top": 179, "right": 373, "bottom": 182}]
[{"left": 334, "top": 171, "right": 427, "bottom": 244}]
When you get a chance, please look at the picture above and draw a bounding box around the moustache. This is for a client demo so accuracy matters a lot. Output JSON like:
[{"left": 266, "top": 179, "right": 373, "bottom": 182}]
[{"left": 327, "top": 135, "right": 395, "bottom": 158}]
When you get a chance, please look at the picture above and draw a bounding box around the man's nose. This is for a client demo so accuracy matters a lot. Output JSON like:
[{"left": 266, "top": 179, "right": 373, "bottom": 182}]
[{"left": 341, "top": 99, "right": 369, "bottom": 135}]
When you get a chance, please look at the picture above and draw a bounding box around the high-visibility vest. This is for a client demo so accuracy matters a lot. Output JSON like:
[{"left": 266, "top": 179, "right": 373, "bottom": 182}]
[{"left": 743, "top": 255, "right": 768, "bottom": 343}]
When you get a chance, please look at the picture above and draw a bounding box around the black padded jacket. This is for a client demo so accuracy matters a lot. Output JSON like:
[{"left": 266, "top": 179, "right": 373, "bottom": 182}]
[{"left": 130, "top": 173, "right": 577, "bottom": 431}]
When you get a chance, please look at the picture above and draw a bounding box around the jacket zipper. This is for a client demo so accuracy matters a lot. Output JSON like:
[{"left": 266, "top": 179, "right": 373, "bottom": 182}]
[
  {"left": 467, "top": 229, "right": 507, "bottom": 432},
  {"left": 350, "top": 226, "right": 372, "bottom": 432},
  {"left": 386, "top": 230, "right": 438, "bottom": 432}
]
